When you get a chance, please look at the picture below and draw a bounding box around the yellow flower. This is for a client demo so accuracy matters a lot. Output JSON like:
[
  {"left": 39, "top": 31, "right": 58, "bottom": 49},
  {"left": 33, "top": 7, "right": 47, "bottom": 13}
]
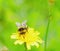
[
  {"left": 11, "top": 27, "right": 43, "bottom": 50},
  {"left": 11, "top": 21, "right": 43, "bottom": 50}
]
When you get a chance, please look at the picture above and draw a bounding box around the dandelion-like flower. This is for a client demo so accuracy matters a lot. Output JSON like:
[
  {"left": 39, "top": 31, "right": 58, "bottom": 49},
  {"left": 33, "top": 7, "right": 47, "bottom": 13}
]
[{"left": 11, "top": 21, "right": 43, "bottom": 50}]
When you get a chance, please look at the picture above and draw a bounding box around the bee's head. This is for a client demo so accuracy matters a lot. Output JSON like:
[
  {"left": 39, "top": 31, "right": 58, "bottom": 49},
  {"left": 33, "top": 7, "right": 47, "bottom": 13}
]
[
  {"left": 18, "top": 27, "right": 28, "bottom": 32},
  {"left": 18, "top": 27, "right": 25, "bottom": 31}
]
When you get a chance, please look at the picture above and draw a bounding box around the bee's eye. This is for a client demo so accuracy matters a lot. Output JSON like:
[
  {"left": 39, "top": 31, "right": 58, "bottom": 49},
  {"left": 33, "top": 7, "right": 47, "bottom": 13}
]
[{"left": 18, "top": 28, "right": 24, "bottom": 31}]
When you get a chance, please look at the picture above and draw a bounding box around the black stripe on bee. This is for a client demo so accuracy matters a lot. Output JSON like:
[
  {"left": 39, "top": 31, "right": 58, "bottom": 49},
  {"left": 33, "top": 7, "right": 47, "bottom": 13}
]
[
  {"left": 18, "top": 28, "right": 27, "bottom": 31},
  {"left": 20, "top": 32, "right": 26, "bottom": 34},
  {"left": 18, "top": 27, "right": 28, "bottom": 34}
]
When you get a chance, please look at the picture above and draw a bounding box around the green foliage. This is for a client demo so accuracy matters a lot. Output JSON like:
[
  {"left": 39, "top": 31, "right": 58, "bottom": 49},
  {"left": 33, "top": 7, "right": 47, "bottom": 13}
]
[{"left": 0, "top": 0, "right": 60, "bottom": 51}]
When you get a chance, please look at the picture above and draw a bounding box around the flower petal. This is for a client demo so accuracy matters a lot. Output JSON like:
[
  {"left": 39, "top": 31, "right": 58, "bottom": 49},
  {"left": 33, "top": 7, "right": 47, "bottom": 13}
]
[
  {"left": 14, "top": 40, "right": 19, "bottom": 45},
  {"left": 26, "top": 44, "right": 31, "bottom": 50},
  {"left": 14, "top": 40, "right": 24, "bottom": 45},
  {"left": 35, "top": 31, "right": 40, "bottom": 35},
  {"left": 11, "top": 34, "right": 17, "bottom": 39},
  {"left": 37, "top": 39, "right": 44, "bottom": 44},
  {"left": 18, "top": 41, "right": 24, "bottom": 45},
  {"left": 34, "top": 42, "right": 39, "bottom": 48}
]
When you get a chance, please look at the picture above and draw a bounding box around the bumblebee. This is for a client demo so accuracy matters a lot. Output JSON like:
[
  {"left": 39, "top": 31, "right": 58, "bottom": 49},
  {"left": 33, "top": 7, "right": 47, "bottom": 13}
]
[
  {"left": 16, "top": 20, "right": 28, "bottom": 35},
  {"left": 18, "top": 27, "right": 28, "bottom": 34}
]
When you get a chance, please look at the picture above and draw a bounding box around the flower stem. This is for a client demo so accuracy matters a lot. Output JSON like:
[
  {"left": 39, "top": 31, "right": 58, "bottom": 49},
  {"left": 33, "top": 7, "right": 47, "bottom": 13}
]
[
  {"left": 44, "top": 16, "right": 50, "bottom": 51},
  {"left": 44, "top": 0, "right": 54, "bottom": 50},
  {"left": 24, "top": 42, "right": 27, "bottom": 51}
]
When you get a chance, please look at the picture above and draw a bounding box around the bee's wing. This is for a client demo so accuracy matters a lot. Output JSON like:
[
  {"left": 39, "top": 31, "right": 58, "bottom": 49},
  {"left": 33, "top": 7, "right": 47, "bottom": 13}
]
[
  {"left": 22, "top": 20, "right": 27, "bottom": 27},
  {"left": 16, "top": 22, "right": 21, "bottom": 28}
]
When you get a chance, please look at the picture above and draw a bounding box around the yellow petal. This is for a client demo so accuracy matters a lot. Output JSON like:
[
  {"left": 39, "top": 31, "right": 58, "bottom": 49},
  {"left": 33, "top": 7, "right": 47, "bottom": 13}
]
[
  {"left": 35, "top": 31, "right": 40, "bottom": 35},
  {"left": 37, "top": 39, "right": 44, "bottom": 44},
  {"left": 26, "top": 44, "right": 31, "bottom": 50},
  {"left": 11, "top": 34, "right": 17, "bottom": 39},
  {"left": 19, "top": 41, "right": 24, "bottom": 45},
  {"left": 34, "top": 42, "right": 39, "bottom": 48},
  {"left": 14, "top": 40, "right": 23, "bottom": 45}
]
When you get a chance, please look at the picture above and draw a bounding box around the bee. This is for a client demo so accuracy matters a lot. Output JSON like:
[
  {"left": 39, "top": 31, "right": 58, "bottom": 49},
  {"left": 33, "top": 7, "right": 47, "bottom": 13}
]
[{"left": 16, "top": 20, "right": 28, "bottom": 35}]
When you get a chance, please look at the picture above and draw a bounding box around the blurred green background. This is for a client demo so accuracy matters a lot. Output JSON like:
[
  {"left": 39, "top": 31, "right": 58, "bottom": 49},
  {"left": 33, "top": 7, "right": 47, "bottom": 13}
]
[{"left": 0, "top": 0, "right": 60, "bottom": 51}]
